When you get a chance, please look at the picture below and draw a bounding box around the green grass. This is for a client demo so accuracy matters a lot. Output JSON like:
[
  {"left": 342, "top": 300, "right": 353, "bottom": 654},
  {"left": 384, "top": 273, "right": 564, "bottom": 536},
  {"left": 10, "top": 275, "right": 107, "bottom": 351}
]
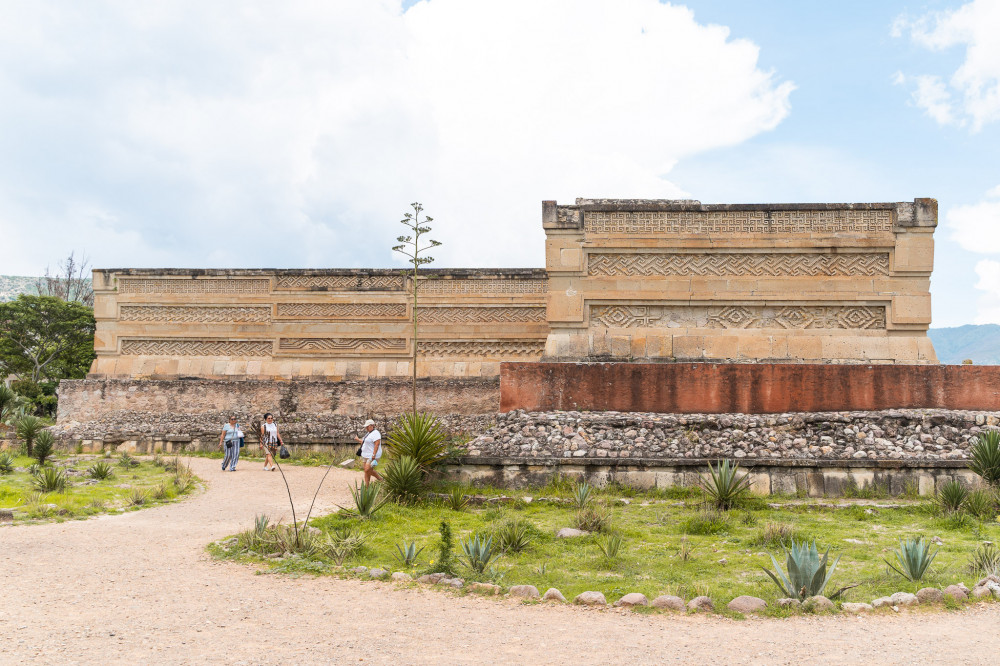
[
  {"left": 0, "top": 452, "right": 198, "bottom": 523},
  {"left": 213, "top": 482, "right": 1000, "bottom": 615}
]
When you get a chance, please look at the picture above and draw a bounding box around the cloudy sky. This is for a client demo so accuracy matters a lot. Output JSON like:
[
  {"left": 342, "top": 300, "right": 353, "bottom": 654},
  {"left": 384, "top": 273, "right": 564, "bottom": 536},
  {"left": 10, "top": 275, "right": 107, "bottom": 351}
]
[{"left": 1, "top": 0, "right": 998, "bottom": 327}]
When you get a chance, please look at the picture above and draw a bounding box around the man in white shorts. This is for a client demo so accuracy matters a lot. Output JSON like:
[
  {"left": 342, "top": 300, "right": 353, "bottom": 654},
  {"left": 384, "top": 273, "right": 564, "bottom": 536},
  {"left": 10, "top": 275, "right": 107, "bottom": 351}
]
[{"left": 354, "top": 419, "right": 383, "bottom": 485}]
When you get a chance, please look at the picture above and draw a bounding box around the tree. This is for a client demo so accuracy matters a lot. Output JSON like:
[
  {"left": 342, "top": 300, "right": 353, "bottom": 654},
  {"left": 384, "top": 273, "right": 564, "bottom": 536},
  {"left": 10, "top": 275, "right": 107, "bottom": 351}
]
[
  {"left": 35, "top": 251, "right": 94, "bottom": 306},
  {"left": 0, "top": 295, "right": 96, "bottom": 383},
  {"left": 392, "top": 203, "right": 442, "bottom": 415}
]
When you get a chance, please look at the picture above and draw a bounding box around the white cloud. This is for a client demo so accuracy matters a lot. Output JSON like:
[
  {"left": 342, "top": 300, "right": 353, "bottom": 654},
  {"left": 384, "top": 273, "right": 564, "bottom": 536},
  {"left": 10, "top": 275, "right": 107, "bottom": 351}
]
[
  {"left": 973, "top": 260, "right": 1000, "bottom": 324},
  {"left": 947, "top": 186, "right": 1000, "bottom": 254},
  {"left": 894, "top": 0, "right": 1000, "bottom": 131},
  {"left": 0, "top": 0, "right": 793, "bottom": 273}
]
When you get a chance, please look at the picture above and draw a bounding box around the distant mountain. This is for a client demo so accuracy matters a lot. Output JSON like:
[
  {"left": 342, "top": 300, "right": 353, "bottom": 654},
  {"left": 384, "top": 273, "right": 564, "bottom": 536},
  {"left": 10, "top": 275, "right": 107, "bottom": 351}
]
[
  {"left": 929, "top": 324, "right": 1000, "bottom": 365},
  {"left": 0, "top": 275, "right": 40, "bottom": 302}
]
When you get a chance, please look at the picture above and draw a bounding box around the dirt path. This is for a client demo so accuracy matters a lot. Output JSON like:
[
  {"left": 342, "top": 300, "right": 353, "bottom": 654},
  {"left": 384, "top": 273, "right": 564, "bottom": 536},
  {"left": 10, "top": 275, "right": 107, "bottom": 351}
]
[{"left": 2, "top": 457, "right": 999, "bottom": 665}]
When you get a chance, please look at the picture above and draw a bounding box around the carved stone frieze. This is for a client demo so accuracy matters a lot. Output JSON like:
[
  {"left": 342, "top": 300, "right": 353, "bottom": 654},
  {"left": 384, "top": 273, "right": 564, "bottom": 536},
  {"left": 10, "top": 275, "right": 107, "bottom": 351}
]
[
  {"left": 118, "top": 278, "right": 270, "bottom": 294},
  {"left": 278, "top": 338, "right": 406, "bottom": 352},
  {"left": 275, "top": 303, "right": 407, "bottom": 319},
  {"left": 274, "top": 275, "right": 405, "bottom": 291},
  {"left": 119, "top": 305, "right": 271, "bottom": 323},
  {"left": 120, "top": 339, "right": 273, "bottom": 356},
  {"left": 417, "top": 307, "right": 547, "bottom": 323},
  {"left": 418, "top": 340, "right": 546, "bottom": 357},
  {"left": 591, "top": 305, "right": 887, "bottom": 330},
  {"left": 587, "top": 252, "right": 890, "bottom": 277},
  {"left": 584, "top": 210, "right": 893, "bottom": 235},
  {"left": 420, "top": 279, "right": 547, "bottom": 294}
]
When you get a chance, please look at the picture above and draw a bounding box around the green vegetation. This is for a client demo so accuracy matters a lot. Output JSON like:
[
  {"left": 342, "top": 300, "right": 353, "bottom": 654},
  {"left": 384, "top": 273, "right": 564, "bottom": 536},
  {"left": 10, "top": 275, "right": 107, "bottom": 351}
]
[
  {"left": 699, "top": 459, "right": 751, "bottom": 510},
  {"left": 0, "top": 453, "right": 198, "bottom": 523},
  {"left": 937, "top": 479, "right": 970, "bottom": 514},
  {"left": 884, "top": 537, "right": 938, "bottom": 582},
  {"left": 385, "top": 412, "right": 449, "bottom": 473},
  {"left": 969, "top": 430, "right": 1000, "bottom": 487},
  {"left": 762, "top": 539, "right": 842, "bottom": 600}
]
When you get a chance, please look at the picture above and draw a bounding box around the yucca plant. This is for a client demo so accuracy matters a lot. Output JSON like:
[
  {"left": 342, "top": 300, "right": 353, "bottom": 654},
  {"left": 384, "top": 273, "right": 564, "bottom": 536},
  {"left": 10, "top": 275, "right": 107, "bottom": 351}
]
[
  {"left": 699, "top": 459, "right": 751, "bottom": 510},
  {"left": 936, "top": 479, "right": 969, "bottom": 514},
  {"left": 571, "top": 481, "right": 593, "bottom": 509},
  {"left": 88, "top": 461, "right": 115, "bottom": 480},
  {"left": 15, "top": 414, "right": 45, "bottom": 457},
  {"left": 965, "top": 489, "right": 996, "bottom": 520},
  {"left": 0, "top": 383, "right": 20, "bottom": 424},
  {"left": 342, "top": 481, "right": 389, "bottom": 519},
  {"left": 118, "top": 452, "right": 139, "bottom": 469},
  {"left": 394, "top": 540, "right": 425, "bottom": 567},
  {"left": 968, "top": 543, "right": 1000, "bottom": 577},
  {"left": 127, "top": 488, "right": 149, "bottom": 506},
  {"left": 460, "top": 534, "right": 497, "bottom": 574},
  {"left": 447, "top": 486, "right": 468, "bottom": 511},
  {"left": 596, "top": 533, "right": 625, "bottom": 559},
  {"left": 762, "top": 539, "right": 842, "bottom": 600},
  {"left": 31, "top": 466, "right": 67, "bottom": 493},
  {"left": 0, "top": 451, "right": 14, "bottom": 475},
  {"left": 33, "top": 430, "right": 55, "bottom": 466},
  {"left": 386, "top": 412, "right": 448, "bottom": 472},
  {"left": 884, "top": 537, "right": 938, "bottom": 582},
  {"left": 970, "top": 430, "right": 1000, "bottom": 487},
  {"left": 495, "top": 517, "right": 532, "bottom": 554},
  {"left": 381, "top": 455, "right": 424, "bottom": 504}
]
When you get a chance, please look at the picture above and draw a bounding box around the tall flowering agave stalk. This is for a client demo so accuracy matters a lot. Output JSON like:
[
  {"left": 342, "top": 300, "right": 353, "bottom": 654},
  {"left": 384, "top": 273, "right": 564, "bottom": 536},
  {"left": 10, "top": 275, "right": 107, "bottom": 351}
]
[{"left": 762, "top": 538, "right": 842, "bottom": 600}]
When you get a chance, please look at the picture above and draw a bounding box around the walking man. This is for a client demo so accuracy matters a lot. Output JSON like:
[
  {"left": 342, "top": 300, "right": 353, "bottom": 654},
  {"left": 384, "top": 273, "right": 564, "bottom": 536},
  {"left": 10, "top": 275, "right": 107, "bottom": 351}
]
[{"left": 354, "top": 419, "right": 383, "bottom": 485}]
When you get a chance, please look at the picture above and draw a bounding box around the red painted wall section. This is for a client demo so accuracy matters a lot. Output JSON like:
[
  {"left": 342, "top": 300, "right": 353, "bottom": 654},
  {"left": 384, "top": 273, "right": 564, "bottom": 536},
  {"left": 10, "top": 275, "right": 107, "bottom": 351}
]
[{"left": 500, "top": 363, "right": 1000, "bottom": 414}]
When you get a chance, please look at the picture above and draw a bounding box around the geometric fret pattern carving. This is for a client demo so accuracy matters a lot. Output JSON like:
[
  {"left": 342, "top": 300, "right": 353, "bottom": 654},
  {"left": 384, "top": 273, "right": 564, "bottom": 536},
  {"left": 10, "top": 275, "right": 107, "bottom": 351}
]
[
  {"left": 274, "top": 275, "right": 405, "bottom": 291},
  {"left": 584, "top": 209, "right": 893, "bottom": 234},
  {"left": 418, "top": 340, "right": 546, "bottom": 357},
  {"left": 119, "top": 305, "right": 272, "bottom": 322},
  {"left": 420, "top": 279, "right": 547, "bottom": 294},
  {"left": 118, "top": 278, "right": 269, "bottom": 294},
  {"left": 587, "top": 253, "right": 890, "bottom": 277},
  {"left": 120, "top": 339, "right": 273, "bottom": 356},
  {"left": 275, "top": 303, "right": 407, "bottom": 319},
  {"left": 278, "top": 338, "right": 406, "bottom": 351},
  {"left": 417, "top": 307, "right": 547, "bottom": 323},
  {"left": 592, "top": 305, "right": 887, "bottom": 330}
]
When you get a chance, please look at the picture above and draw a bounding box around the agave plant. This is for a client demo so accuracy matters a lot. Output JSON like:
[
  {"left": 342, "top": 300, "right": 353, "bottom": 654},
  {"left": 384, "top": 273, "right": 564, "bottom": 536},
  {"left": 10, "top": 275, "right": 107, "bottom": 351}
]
[
  {"left": 15, "top": 414, "right": 45, "bottom": 457},
  {"left": 382, "top": 455, "right": 424, "bottom": 504},
  {"left": 699, "top": 459, "right": 751, "bottom": 510},
  {"left": 386, "top": 412, "right": 448, "bottom": 472},
  {"left": 446, "top": 486, "right": 468, "bottom": 511},
  {"left": 126, "top": 488, "right": 149, "bottom": 506},
  {"left": 326, "top": 524, "right": 367, "bottom": 565},
  {"left": 342, "top": 481, "right": 389, "bottom": 520},
  {"left": 0, "top": 451, "right": 14, "bottom": 475},
  {"left": 33, "top": 430, "right": 55, "bottom": 466},
  {"left": 88, "top": 461, "right": 115, "bottom": 480},
  {"left": 596, "top": 533, "right": 625, "bottom": 559},
  {"left": 762, "top": 539, "right": 842, "bottom": 600},
  {"left": 460, "top": 534, "right": 497, "bottom": 574},
  {"left": 571, "top": 481, "right": 593, "bottom": 510},
  {"left": 884, "top": 538, "right": 938, "bottom": 582},
  {"left": 394, "top": 540, "right": 425, "bottom": 567},
  {"left": 970, "top": 430, "right": 1000, "bottom": 487},
  {"left": 495, "top": 517, "right": 532, "bottom": 554},
  {"left": 936, "top": 479, "right": 969, "bottom": 514},
  {"left": 31, "top": 466, "right": 67, "bottom": 493},
  {"left": 968, "top": 543, "right": 1000, "bottom": 577}
]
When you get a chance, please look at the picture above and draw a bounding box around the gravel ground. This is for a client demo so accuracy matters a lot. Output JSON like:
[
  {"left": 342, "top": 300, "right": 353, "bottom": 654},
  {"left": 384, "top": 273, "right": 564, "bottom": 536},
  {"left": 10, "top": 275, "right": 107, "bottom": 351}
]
[{"left": 2, "top": 457, "right": 1000, "bottom": 665}]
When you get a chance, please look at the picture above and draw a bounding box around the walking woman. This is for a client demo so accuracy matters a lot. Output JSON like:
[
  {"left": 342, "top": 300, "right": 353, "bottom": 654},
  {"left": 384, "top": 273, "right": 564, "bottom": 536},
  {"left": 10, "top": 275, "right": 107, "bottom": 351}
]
[
  {"left": 218, "top": 415, "right": 242, "bottom": 472},
  {"left": 260, "top": 413, "right": 283, "bottom": 471}
]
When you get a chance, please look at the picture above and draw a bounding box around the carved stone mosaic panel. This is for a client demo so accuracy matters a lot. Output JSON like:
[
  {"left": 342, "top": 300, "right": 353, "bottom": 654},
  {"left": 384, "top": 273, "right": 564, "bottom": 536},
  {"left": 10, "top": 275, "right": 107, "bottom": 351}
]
[
  {"left": 278, "top": 338, "right": 406, "bottom": 352},
  {"left": 591, "top": 305, "right": 887, "bottom": 330},
  {"left": 120, "top": 339, "right": 273, "bottom": 356},
  {"left": 417, "top": 307, "right": 547, "bottom": 323},
  {"left": 275, "top": 303, "right": 407, "bottom": 319},
  {"left": 418, "top": 340, "right": 546, "bottom": 357},
  {"left": 274, "top": 275, "right": 405, "bottom": 291},
  {"left": 587, "top": 252, "right": 890, "bottom": 277},
  {"left": 584, "top": 210, "right": 893, "bottom": 235},
  {"left": 420, "top": 279, "right": 547, "bottom": 294},
  {"left": 118, "top": 278, "right": 269, "bottom": 294},
  {"left": 120, "top": 305, "right": 271, "bottom": 323}
]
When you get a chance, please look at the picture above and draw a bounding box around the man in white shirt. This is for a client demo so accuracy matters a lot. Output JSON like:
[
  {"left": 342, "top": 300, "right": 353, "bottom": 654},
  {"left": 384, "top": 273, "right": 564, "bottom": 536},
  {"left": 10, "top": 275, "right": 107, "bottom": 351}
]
[{"left": 354, "top": 419, "right": 384, "bottom": 485}]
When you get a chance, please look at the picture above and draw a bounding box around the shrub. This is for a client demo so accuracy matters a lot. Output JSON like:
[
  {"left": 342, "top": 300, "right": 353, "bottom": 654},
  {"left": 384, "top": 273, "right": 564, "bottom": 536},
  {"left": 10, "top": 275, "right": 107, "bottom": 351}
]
[
  {"left": 152, "top": 483, "right": 171, "bottom": 500},
  {"left": 460, "top": 534, "right": 497, "bottom": 574},
  {"left": 0, "top": 383, "right": 20, "bottom": 424},
  {"left": 677, "top": 536, "right": 693, "bottom": 561},
  {"left": 842, "top": 475, "right": 889, "bottom": 499},
  {"left": 762, "top": 539, "right": 842, "bottom": 600},
  {"left": 495, "top": 517, "right": 533, "bottom": 554},
  {"left": 575, "top": 504, "right": 611, "bottom": 533},
  {"left": 751, "top": 522, "right": 800, "bottom": 548},
  {"left": 118, "top": 452, "right": 139, "bottom": 469},
  {"left": 31, "top": 467, "right": 67, "bottom": 493},
  {"left": 571, "top": 481, "right": 593, "bottom": 510},
  {"left": 382, "top": 455, "right": 424, "bottom": 504},
  {"left": 394, "top": 541, "right": 424, "bottom": 567},
  {"left": 386, "top": 412, "right": 448, "bottom": 472},
  {"left": 968, "top": 543, "right": 1000, "bottom": 577},
  {"left": 969, "top": 430, "right": 1000, "bottom": 487},
  {"left": 437, "top": 520, "right": 455, "bottom": 575},
  {"left": 33, "top": 430, "right": 55, "bottom": 466},
  {"left": 680, "top": 508, "right": 728, "bottom": 536},
  {"left": 446, "top": 486, "right": 468, "bottom": 511},
  {"left": 324, "top": 524, "right": 367, "bottom": 565},
  {"left": 596, "top": 533, "right": 624, "bottom": 559},
  {"left": 127, "top": 488, "right": 149, "bottom": 506},
  {"left": 937, "top": 479, "right": 969, "bottom": 514},
  {"left": 884, "top": 538, "right": 938, "bottom": 582},
  {"left": 15, "top": 414, "right": 45, "bottom": 457},
  {"left": 699, "top": 459, "right": 751, "bottom": 510},
  {"left": 0, "top": 451, "right": 14, "bottom": 474},
  {"left": 88, "top": 461, "right": 115, "bottom": 480},
  {"left": 965, "top": 489, "right": 996, "bottom": 521},
  {"left": 343, "top": 482, "right": 389, "bottom": 519}
]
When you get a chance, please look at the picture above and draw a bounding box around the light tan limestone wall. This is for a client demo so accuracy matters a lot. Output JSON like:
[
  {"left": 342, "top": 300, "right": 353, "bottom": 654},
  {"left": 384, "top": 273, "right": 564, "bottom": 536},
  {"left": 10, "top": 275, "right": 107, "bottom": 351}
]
[
  {"left": 90, "top": 269, "right": 548, "bottom": 379},
  {"left": 542, "top": 198, "right": 938, "bottom": 364}
]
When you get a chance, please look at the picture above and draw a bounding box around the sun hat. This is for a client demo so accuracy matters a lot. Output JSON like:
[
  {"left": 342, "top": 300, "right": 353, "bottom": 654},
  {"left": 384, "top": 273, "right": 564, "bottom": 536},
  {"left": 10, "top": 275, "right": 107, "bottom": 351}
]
[{"left": 363, "top": 419, "right": 376, "bottom": 428}]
